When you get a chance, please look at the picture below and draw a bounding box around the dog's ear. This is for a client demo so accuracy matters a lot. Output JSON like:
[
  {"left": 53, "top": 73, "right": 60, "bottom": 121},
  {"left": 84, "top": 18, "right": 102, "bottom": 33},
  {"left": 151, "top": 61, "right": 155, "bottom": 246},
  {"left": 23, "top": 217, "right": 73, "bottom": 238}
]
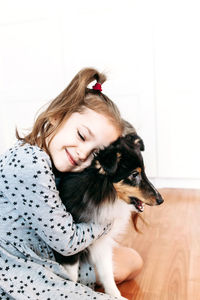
[
  {"left": 125, "top": 133, "right": 145, "bottom": 151},
  {"left": 134, "top": 137, "right": 145, "bottom": 151},
  {"left": 95, "top": 147, "right": 119, "bottom": 176}
]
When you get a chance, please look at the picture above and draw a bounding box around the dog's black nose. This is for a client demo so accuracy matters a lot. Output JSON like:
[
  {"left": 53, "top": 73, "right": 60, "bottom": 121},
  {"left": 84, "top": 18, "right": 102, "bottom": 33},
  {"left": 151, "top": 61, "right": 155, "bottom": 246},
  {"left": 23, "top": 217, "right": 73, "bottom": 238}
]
[{"left": 156, "top": 196, "right": 164, "bottom": 205}]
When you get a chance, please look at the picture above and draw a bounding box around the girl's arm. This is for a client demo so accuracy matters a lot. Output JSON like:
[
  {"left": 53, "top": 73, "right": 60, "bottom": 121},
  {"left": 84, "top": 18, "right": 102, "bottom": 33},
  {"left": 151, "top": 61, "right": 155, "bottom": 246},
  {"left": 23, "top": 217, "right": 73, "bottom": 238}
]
[{"left": 2, "top": 144, "right": 110, "bottom": 256}]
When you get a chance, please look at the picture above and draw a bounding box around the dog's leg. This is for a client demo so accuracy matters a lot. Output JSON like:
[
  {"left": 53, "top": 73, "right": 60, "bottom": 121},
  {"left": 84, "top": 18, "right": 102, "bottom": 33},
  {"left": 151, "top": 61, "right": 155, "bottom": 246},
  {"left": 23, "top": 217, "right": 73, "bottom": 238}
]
[
  {"left": 62, "top": 260, "right": 79, "bottom": 282},
  {"left": 89, "top": 238, "right": 127, "bottom": 300}
]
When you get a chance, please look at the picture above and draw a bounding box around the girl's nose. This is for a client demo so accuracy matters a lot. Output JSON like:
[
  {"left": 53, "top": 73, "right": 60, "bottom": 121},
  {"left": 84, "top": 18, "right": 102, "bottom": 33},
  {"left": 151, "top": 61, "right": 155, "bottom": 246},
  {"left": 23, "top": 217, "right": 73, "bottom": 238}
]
[{"left": 77, "top": 146, "right": 92, "bottom": 162}]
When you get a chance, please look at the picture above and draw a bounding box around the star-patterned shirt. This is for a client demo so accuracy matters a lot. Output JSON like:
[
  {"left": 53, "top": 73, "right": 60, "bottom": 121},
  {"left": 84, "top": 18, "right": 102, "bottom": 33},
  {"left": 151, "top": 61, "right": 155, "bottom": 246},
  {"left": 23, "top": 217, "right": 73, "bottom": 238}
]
[{"left": 0, "top": 141, "right": 114, "bottom": 300}]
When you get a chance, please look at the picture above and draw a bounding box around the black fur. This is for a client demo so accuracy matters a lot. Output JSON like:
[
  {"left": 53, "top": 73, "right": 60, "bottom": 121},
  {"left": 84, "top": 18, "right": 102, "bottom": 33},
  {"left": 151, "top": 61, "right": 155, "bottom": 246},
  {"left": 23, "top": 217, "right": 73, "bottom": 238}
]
[
  {"left": 56, "top": 133, "right": 144, "bottom": 221},
  {"left": 53, "top": 133, "right": 163, "bottom": 265}
]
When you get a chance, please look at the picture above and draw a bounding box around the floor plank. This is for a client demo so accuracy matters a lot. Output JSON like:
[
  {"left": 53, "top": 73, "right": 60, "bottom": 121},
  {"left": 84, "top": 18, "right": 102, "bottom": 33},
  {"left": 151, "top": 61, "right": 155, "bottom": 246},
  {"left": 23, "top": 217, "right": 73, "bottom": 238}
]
[{"left": 116, "top": 188, "right": 200, "bottom": 300}]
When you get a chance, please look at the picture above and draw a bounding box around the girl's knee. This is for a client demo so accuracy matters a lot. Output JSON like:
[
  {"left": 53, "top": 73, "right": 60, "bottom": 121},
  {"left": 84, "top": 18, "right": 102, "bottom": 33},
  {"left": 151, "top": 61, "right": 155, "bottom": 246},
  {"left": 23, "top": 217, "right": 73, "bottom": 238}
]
[
  {"left": 113, "top": 247, "right": 143, "bottom": 284},
  {"left": 126, "top": 248, "right": 143, "bottom": 280}
]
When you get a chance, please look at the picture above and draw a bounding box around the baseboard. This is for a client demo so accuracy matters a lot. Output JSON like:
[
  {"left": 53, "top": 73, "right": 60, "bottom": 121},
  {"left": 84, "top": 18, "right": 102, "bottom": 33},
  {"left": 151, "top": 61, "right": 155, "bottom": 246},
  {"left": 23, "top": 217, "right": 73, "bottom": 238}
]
[{"left": 150, "top": 177, "right": 200, "bottom": 190}]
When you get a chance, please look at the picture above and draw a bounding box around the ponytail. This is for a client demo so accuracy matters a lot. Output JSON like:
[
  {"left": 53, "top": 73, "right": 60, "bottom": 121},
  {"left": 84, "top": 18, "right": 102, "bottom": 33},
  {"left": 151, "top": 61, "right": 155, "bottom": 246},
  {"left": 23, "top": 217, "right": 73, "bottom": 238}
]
[
  {"left": 47, "top": 68, "right": 106, "bottom": 115},
  {"left": 16, "top": 68, "right": 123, "bottom": 151}
]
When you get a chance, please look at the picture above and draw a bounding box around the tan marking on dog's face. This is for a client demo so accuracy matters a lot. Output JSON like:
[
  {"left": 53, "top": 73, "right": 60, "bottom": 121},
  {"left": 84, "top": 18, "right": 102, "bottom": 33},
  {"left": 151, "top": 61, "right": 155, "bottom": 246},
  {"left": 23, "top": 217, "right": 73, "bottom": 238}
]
[
  {"left": 114, "top": 181, "right": 144, "bottom": 203},
  {"left": 99, "top": 168, "right": 106, "bottom": 175},
  {"left": 114, "top": 180, "right": 158, "bottom": 206},
  {"left": 116, "top": 152, "right": 121, "bottom": 162},
  {"left": 136, "top": 167, "right": 141, "bottom": 173},
  {"left": 95, "top": 161, "right": 100, "bottom": 169},
  {"left": 95, "top": 160, "right": 106, "bottom": 175},
  {"left": 134, "top": 138, "right": 141, "bottom": 145}
]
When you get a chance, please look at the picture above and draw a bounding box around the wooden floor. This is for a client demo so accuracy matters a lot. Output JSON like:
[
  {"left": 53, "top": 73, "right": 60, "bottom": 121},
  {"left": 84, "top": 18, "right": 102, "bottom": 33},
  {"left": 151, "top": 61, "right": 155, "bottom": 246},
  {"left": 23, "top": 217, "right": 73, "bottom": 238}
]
[{"left": 116, "top": 188, "right": 200, "bottom": 300}]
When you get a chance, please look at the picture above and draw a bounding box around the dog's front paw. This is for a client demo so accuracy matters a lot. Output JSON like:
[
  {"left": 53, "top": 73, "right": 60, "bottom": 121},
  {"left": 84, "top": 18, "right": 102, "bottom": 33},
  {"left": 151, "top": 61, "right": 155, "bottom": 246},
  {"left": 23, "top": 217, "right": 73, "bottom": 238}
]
[
  {"left": 62, "top": 263, "right": 78, "bottom": 282},
  {"left": 105, "top": 287, "right": 128, "bottom": 300},
  {"left": 118, "top": 296, "right": 128, "bottom": 300}
]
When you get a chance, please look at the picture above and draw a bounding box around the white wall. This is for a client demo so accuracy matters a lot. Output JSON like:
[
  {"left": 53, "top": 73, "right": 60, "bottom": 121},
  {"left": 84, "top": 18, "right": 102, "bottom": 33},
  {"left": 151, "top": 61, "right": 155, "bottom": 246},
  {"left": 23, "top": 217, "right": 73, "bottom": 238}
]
[
  {"left": 153, "top": 0, "right": 200, "bottom": 188},
  {"left": 0, "top": 0, "right": 199, "bottom": 189}
]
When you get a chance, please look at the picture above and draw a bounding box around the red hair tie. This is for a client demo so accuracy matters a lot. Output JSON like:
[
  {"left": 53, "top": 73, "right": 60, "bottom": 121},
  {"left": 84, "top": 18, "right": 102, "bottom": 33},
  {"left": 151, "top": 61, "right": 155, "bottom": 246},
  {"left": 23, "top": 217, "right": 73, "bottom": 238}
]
[{"left": 92, "top": 82, "right": 102, "bottom": 92}]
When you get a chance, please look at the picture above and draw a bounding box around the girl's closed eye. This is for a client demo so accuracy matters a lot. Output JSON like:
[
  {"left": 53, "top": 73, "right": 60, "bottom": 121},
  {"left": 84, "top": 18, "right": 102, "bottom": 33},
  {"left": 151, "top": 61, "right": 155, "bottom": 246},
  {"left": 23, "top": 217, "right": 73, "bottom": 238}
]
[{"left": 77, "top": 130, "right": 85, "bottom": 141}]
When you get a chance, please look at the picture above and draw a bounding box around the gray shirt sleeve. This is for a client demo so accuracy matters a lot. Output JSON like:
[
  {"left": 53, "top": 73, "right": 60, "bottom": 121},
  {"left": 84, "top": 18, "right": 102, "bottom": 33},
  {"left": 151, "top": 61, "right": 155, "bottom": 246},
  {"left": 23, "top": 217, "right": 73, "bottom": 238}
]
[{"left": 2, "top": 143, "right": 110, "bottom": 256}]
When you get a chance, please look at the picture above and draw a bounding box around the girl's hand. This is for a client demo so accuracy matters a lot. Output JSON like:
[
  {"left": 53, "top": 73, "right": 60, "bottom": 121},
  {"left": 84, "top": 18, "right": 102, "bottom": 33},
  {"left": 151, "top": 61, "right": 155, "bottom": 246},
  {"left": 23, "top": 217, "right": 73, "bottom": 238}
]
[{"left": 96, "top": 222, "right": 112, "bottom": 238}]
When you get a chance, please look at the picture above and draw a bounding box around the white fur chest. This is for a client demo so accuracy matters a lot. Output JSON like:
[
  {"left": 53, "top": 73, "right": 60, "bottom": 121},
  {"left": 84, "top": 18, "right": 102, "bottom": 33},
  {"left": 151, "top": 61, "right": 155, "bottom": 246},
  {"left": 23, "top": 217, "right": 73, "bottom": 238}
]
[{"left": 93, "top": 199, "right": 134, "bottom": 241}]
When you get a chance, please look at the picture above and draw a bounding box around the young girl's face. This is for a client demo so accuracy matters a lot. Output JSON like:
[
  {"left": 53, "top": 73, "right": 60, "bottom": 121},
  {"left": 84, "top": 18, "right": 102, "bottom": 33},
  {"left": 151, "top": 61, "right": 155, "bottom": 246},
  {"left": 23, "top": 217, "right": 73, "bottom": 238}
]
[{"left": 47, "top": 108, "right": 120, "bottom": 172}]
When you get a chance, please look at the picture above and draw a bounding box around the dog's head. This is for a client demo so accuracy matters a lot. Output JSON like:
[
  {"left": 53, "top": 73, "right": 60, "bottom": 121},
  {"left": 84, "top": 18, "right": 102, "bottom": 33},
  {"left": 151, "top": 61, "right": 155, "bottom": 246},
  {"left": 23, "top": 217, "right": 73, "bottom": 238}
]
[
  {"left": 58, "top": 132, "right": 164, "bottom": 220},
  {"left": 94, "top": 133, "right": 164, "bottom": 213}
]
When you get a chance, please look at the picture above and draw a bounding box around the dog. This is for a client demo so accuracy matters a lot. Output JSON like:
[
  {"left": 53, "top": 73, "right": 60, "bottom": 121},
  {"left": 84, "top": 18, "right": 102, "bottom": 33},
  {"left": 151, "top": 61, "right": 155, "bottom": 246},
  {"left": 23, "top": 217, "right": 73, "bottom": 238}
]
[{"left": 54, "top": 133, "right": 164, "bottom": 299}]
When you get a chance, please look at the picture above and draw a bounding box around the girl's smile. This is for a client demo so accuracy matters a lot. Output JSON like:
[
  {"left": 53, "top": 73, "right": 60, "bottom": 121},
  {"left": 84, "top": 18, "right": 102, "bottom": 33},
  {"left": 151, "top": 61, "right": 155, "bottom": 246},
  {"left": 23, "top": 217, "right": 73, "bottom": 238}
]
[{"left": 65, "top": 148, "right": 78, "bottom": 166}]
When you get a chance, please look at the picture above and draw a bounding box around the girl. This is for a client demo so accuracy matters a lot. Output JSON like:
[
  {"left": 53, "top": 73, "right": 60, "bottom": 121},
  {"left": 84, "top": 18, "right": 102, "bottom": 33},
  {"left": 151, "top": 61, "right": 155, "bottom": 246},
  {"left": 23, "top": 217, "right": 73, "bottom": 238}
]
[{"left": 0, "top": 68, "right": 143, "bottom": 300}]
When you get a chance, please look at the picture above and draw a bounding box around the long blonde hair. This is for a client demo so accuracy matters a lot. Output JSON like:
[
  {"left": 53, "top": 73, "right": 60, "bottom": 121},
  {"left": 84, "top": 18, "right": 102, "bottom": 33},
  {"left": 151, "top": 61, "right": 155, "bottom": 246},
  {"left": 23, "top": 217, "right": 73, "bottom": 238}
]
[{"left": 16, "top": 68, "right": 124, "bottom": 153}]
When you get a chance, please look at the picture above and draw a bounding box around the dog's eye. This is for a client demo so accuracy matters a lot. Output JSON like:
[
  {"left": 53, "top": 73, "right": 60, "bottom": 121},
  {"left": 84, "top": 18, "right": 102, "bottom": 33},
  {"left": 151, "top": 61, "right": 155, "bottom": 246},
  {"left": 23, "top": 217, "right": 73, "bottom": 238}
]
[
  {"left": 132, "top": 171, "right": 139, "bottom": 177},
  {"left": 128, "top": 171, "right": 139, "bottom": 180}
]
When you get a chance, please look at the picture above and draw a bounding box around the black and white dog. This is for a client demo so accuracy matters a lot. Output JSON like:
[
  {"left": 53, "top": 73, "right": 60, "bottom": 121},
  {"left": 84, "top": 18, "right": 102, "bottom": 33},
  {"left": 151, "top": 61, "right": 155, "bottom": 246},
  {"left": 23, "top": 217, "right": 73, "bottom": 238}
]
[{"left": 55, "top": 133, "right": 164, "bottom": 299}]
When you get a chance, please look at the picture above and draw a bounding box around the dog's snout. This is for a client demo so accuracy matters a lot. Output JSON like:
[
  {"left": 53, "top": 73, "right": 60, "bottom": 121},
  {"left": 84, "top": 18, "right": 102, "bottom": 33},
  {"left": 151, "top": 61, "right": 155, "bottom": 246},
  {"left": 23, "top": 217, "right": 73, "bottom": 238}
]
[{"left": 156, "top": 196, "right": 164, "bottom": 205}]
